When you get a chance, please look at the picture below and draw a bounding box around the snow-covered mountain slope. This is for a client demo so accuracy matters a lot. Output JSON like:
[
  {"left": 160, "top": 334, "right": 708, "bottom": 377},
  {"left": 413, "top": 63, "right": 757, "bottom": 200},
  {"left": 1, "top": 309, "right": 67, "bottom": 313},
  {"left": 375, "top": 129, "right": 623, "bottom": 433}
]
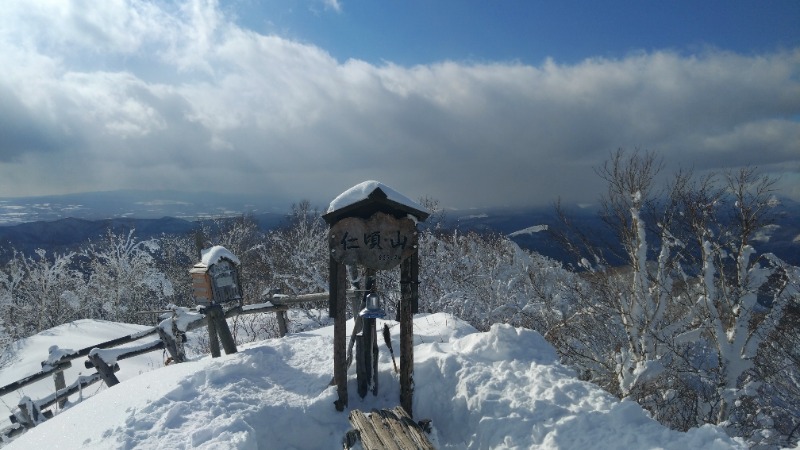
[{"left": 1, "top": 314, "right": 744, "bottom": 449}]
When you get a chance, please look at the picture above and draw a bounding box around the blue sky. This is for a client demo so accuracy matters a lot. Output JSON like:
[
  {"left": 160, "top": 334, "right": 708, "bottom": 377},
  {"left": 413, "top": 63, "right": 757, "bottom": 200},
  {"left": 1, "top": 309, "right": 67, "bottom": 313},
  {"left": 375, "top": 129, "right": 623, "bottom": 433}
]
[
  {"left": 243, "top": 1, "right": 799, "bottom": 65},
  {"left": 0, "top": 0, "right": 798, "bottom": 209}
]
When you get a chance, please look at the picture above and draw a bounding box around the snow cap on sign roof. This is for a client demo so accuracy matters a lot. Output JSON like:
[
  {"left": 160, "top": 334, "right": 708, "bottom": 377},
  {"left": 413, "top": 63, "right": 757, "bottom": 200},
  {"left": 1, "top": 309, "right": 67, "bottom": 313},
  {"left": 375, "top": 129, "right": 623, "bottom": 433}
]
[
  {"left": 327, "top": 180, "right": 424, "bottom": 213},
  {"left": 323, "top": 180, "right": 430, "bottom": 224},
  {"left": 200, "top": 245, "right": 240, "bottom": 266}
]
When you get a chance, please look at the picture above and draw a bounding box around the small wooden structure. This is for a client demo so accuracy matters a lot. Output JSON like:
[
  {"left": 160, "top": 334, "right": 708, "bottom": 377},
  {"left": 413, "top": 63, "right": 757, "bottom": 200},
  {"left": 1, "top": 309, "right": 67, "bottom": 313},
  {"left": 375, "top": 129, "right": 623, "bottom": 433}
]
[
  {"left": 324, "top": 181, "right": 428, "bottom": 415},
  {"left": 190, "top": 246, "right": 243, "bottom": 307},
  {"left": 344, "top": 407, "right": 435, "bottom": 450},
  {"left": 190, "top": 245, "right": 242, "bottom": 357}
]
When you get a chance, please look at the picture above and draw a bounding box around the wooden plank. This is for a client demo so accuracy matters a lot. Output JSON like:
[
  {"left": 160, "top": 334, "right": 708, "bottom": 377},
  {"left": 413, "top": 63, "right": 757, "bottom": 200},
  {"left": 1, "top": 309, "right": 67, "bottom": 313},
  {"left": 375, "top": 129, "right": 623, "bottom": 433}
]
[
  {"left": 375, "top": 409, "right": 418, "bottom": 449},
  {"left": 34, "top": 326, "right": 160, "bottom": 369},
  {"left": 84, "top": 339, "right": 165, "bottom": 368},
  {"left": 388, "top": 406, "right": 436, "bottom": 450},
  {"left": 0, "top": 361, "right": 71, "bottom": 397},
  {"left": 369, "top": 410, "right": 404, "bottom": 450},
  {"left": 346, "top": 408, "right": 435, "bottom": 450},
  {"left": 237, "top": 303, "right": 289, "bottom": 315},
  {"left": 349, "top": 409, "right": 401, "bottom": 450}
]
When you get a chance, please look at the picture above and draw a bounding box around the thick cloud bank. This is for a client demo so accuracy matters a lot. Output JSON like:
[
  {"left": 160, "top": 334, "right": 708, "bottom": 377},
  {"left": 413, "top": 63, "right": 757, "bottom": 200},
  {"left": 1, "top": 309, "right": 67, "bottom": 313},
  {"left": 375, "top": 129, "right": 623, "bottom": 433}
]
[{"left": 1, "top": 0, "right": 798, "bottom": 207}]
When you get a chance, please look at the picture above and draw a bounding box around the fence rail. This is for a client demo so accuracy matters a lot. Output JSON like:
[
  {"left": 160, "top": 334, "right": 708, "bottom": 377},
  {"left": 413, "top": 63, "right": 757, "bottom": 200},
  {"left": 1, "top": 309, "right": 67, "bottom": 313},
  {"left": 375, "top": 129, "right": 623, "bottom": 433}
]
[{"left": 0, "top": 291, "right": 351, "bottom": 441}]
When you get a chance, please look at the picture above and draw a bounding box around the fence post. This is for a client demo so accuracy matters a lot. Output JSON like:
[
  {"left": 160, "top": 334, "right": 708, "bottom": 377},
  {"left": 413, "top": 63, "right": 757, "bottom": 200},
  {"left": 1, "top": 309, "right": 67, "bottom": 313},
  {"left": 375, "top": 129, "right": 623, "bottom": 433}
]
[
  {"left": 214, "top": 304, "right": 238, "bottom": 355},
  {"left": 16, "top": 399, "right": 39, "bottom": 429},
  {"left": 52, "top": 371, "right": 67, "bottom": 408},
  {"left": 88, "top": 352, "right": 120, "bottom": 387},
  {"left": 156, "top": 326, "right": 185, "bottom": 364},
  {"left": 46, "top": 347, "right": 68, "bottom": 409},
  {"left": 206, "top": 307, "right": 221, "bottom": 358},
  {"left": 204, "top": 304, "right": 237, "bottom": 357},
  {"left": 276, "top": 310, "right": 289, "bottom": 337}
]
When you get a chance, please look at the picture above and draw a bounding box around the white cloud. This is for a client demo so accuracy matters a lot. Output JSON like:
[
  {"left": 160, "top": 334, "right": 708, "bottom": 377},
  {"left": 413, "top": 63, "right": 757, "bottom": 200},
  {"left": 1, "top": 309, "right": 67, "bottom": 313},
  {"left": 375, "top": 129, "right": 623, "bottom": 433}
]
[
  {"left": 0, "top": 1, "right": 798, "bottom": 208},
  {"left": 322, "top": 0, "right": 343, "bottom": 13}
]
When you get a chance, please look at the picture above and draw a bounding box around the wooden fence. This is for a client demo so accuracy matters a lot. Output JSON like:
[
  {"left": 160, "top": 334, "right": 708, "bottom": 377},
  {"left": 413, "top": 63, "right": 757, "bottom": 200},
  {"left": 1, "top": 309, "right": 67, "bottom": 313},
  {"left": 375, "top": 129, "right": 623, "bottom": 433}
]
[{"left": 0, "top": 292, "right": 346, "bottom": 441}]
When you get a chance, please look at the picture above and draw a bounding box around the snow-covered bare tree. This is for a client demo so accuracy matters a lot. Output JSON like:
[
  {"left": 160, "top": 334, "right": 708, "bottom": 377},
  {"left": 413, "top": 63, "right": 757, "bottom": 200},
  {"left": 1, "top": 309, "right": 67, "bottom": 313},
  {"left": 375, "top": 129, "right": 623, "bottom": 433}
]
[
  {"left": 263, "top": 201, "right": 328, "bottom": 296},
  {"left": 553, "top": 151, "right": 800, "bottom": 445},
  {"left": 582, "top": 150, "right": 696, "bottom": 400},
  {"left": 157, "top": 231, "right": 199, "bottom": 308},
  {"left": 84, "top": 229, "right": 173, "bottom": 323},
  {"left": 677, "top": 167, "right": 799, "bottom": 444},
  {"left": 0, "top": 249, "right": 85, "bottom": 338}
]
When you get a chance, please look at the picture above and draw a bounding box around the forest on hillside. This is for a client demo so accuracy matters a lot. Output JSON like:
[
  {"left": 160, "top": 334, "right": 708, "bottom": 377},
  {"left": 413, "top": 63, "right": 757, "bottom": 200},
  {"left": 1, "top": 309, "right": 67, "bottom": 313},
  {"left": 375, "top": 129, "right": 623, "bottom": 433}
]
[{"left": 0, "top": 151, "right": 798, "bottom": 449}]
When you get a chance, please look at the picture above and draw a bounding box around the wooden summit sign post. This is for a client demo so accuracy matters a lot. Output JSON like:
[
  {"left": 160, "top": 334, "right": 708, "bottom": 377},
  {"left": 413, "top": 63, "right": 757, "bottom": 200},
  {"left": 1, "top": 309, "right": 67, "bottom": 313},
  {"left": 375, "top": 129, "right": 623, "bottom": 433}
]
[{"left": 324, "top": 181, "right": 428, "bottom": 417}]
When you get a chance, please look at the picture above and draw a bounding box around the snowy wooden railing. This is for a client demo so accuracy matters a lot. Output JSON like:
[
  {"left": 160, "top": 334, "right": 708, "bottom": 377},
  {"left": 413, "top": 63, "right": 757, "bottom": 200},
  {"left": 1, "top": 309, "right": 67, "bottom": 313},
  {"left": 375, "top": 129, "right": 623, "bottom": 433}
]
[{"left": 0, "top": 292, "right": 347, "bottom": 441}]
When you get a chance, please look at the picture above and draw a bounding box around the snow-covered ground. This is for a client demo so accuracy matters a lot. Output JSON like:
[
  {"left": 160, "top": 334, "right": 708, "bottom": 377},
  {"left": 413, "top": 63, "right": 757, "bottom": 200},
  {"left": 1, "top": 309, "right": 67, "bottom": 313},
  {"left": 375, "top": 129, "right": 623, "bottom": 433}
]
[{"left": 0, "top": 313, "right": 746, "bottom": 449}]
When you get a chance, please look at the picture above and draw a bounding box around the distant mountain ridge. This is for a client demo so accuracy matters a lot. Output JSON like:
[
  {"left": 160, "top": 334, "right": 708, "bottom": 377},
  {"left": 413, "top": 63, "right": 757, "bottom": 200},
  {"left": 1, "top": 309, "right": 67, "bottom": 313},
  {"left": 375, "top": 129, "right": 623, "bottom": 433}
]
[
  {"left": 446, "top": 199, "right": 800, "bottom": 268},
  {"left": 0, "top": 190, "right": 290, "bottom": 225},
  {"left": 0, "top": 191, "right": 797, "bottom": 267},
  {"left": 0, "top": 217, "right": 196, "bottom": 260}
]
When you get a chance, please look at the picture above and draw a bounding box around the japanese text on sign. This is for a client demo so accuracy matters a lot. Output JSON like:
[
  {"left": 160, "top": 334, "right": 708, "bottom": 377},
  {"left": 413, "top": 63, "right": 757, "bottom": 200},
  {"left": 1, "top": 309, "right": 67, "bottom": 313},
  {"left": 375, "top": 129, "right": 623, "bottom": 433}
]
[{"left": 329, "top": 213, "right": 417, "bottom": 270}]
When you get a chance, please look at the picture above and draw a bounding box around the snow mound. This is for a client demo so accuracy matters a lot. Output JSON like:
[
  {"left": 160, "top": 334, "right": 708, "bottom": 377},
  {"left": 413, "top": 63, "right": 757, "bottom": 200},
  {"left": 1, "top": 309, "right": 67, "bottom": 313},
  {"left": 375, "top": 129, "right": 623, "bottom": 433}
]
[
  {"left": 415, "top": 322, "right": 740, "bottom": 449},
  {"left": 2, "top": 314, "right": 744, "bottom": 449}
]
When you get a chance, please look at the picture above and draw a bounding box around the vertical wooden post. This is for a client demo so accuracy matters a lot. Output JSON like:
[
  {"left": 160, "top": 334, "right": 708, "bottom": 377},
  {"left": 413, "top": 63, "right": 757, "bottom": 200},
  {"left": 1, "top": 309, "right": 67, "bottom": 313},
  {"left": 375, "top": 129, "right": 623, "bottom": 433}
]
[
  {"left": 276, "top": 310, "right": 288, "bottom": 337},
  {"left": 47, "top": 347, "right": 68, "bottom": 409},
  {"left": 203, "top": 305, "right": 237, "bottom": 357},
  {"left": 371, "top": 319, "right": 379, "bottom": 397},
  {"left": 332, "top": 256, "right": 348, "bottom": 411},
  {"left": 213, "top": 305, "right": 238, "bottom": 355},
  {"left": 346, "top": 265, "right": 363, "bottom": 370},
  {"left": 53, "top": 371, "right": 67, "bottom": 408},
  {"left": 367, "top": 270, "right": 379, "bottom": 397},
  {"left": 399, "top": 252, "right": 418, "bottom": 417},
  {"left": 206, "top": 308, "right": 221, "bottom": 358},
  {"left": 357, "top": 270, "right": 377, "bottom": 398},
  {"left": 158, "top": 313, "right": 187, "bottom": 363},
  {"left": 355, "top": 330, "right": 366, "bottom": 398},
  {"left": 16, "top": 400, "right": 39, "bottom": 429}
]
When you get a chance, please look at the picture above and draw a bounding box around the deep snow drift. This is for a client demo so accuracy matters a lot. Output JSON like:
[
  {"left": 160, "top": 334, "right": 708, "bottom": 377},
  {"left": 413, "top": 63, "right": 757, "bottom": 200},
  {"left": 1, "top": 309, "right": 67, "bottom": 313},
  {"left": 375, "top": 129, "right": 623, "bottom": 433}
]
[{"left": 1, "top": 313, "right": 744, "bottom": 449}]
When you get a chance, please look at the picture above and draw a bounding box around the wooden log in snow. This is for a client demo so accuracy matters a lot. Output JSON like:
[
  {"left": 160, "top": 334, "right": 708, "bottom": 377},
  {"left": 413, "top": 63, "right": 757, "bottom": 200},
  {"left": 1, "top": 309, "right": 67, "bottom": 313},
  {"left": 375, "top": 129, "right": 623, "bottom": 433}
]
[{"left": 345, "top": 407, "right": 435, "bottom": 450}]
